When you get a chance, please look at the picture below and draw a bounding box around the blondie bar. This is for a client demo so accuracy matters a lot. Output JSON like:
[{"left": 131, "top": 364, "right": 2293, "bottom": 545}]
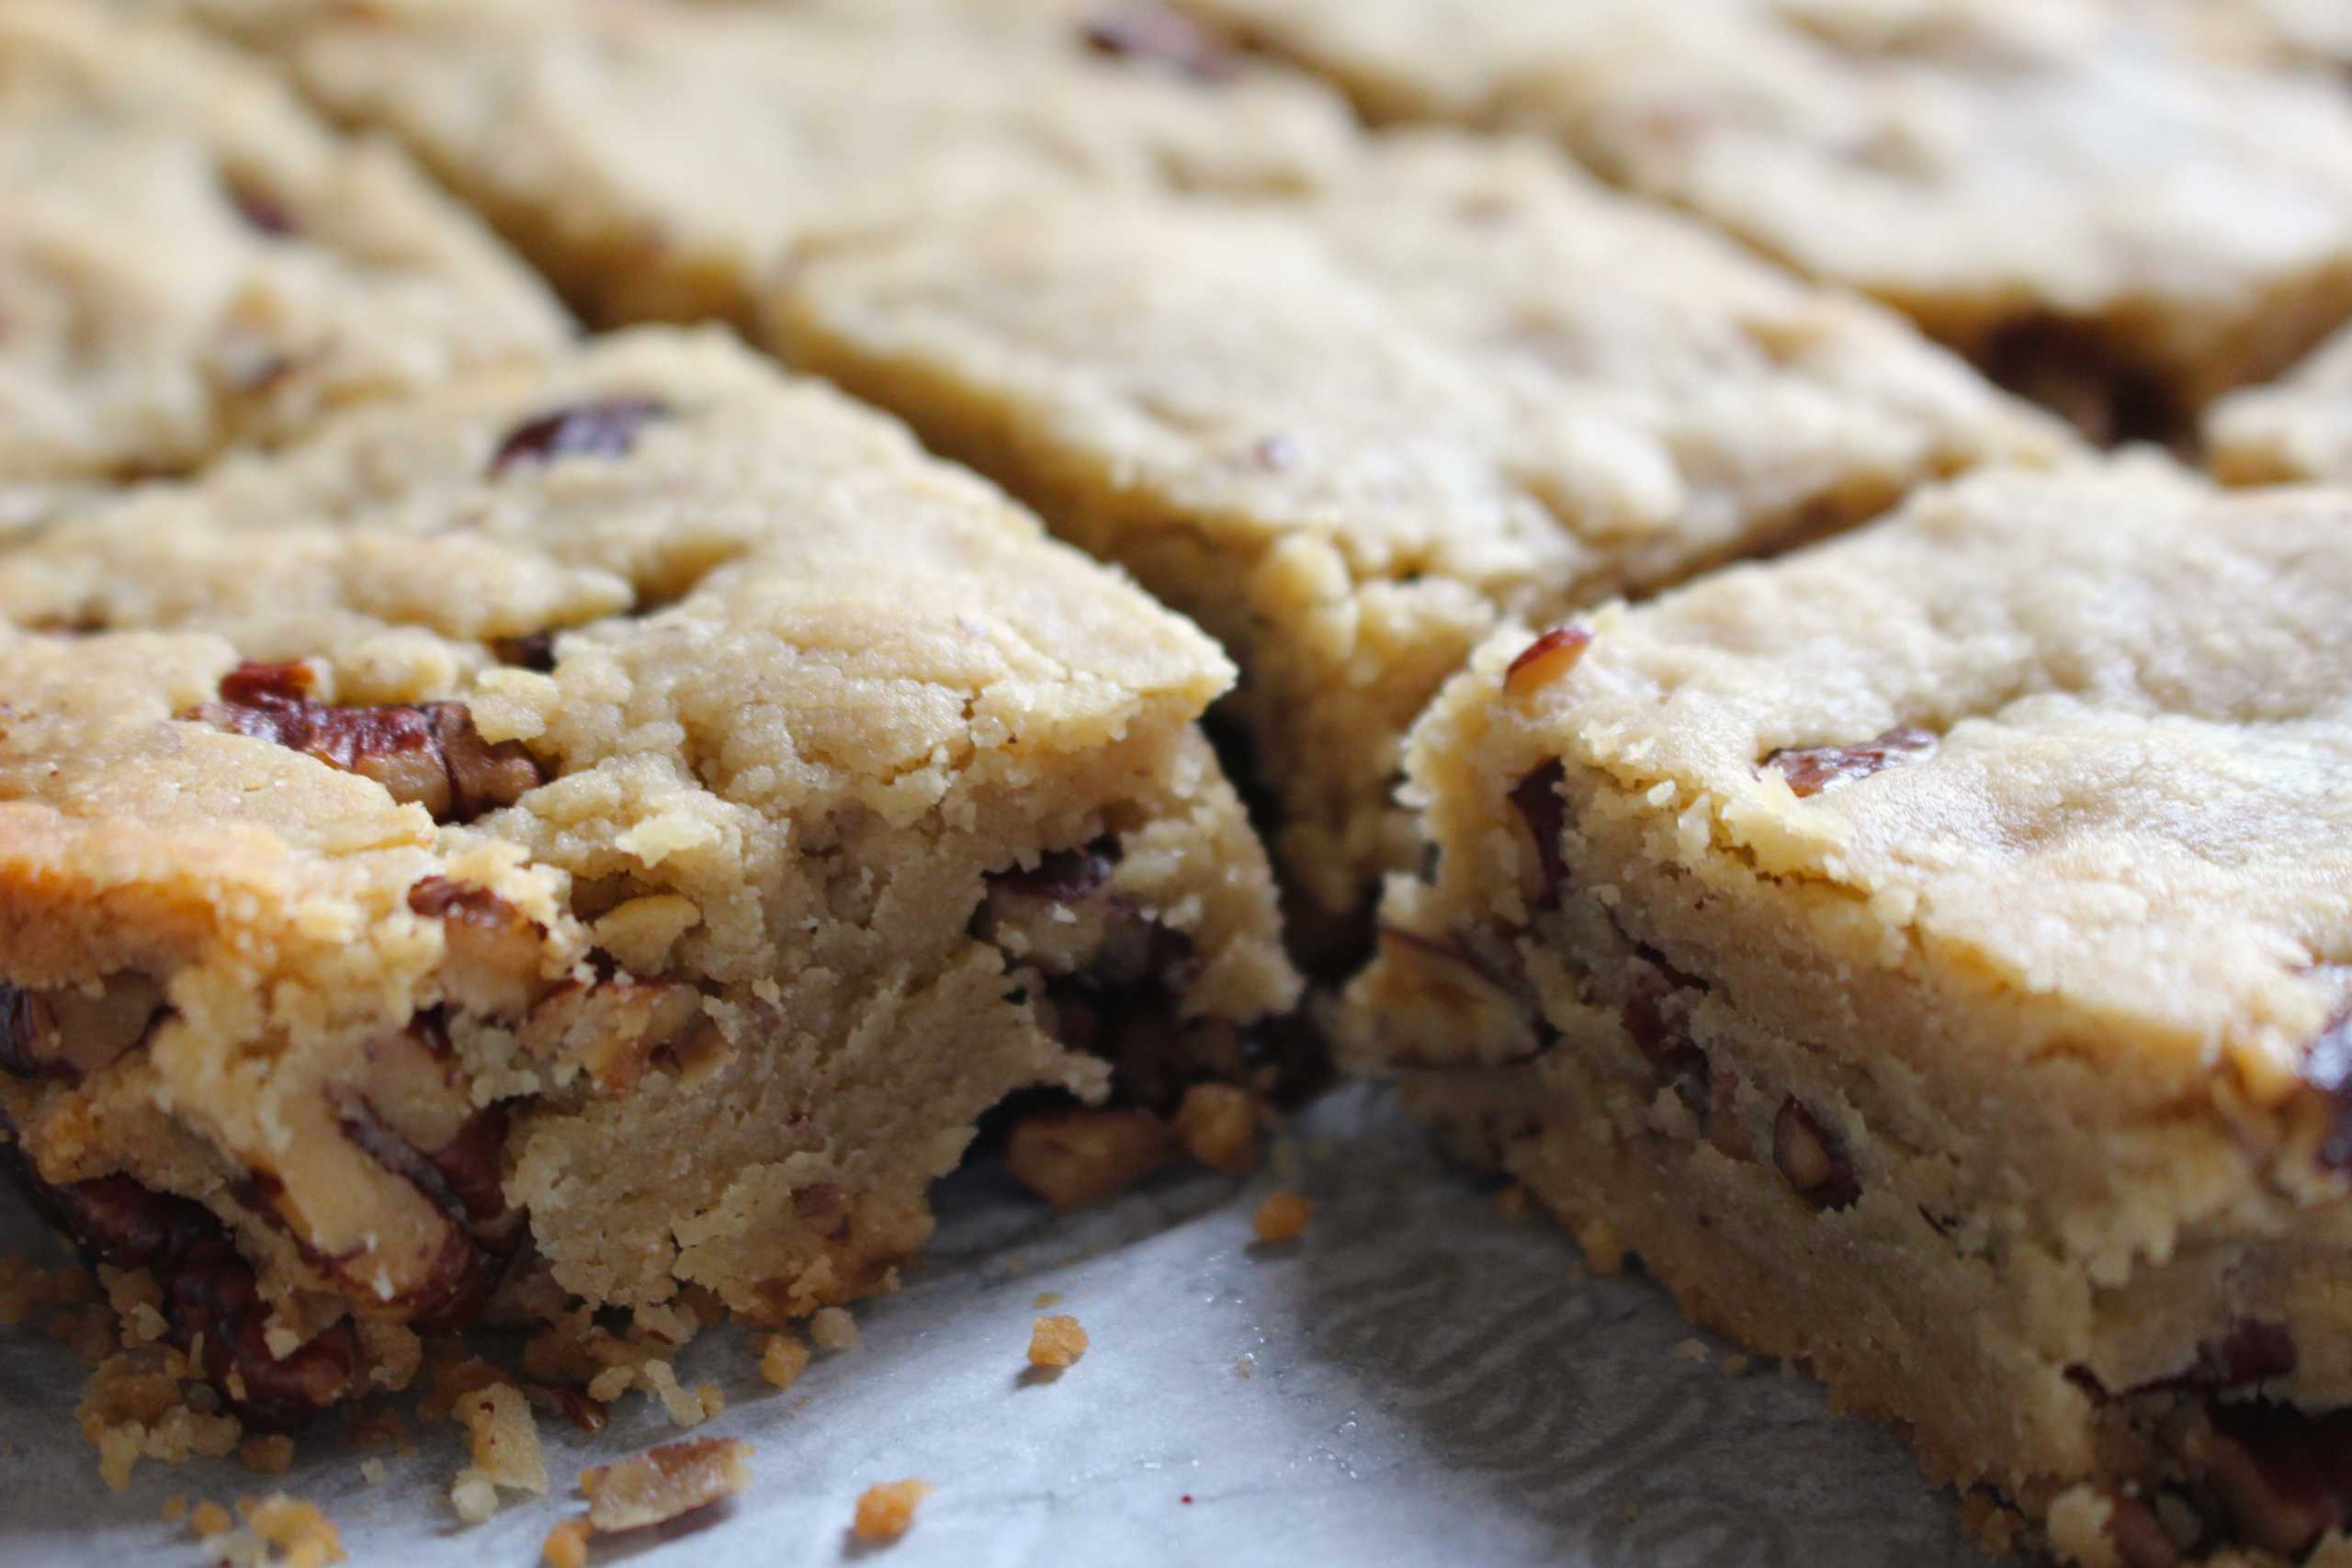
[
  {"left": 1346, "top": 464, "right": 2352, "bottom": 1564},
  {"left": 0, "top": 328, "right": 1296, "bottom": 1434},
  {"left": 769, "top": 134, "right": 2071, "bottom": 958},
  {"left": 186, "top": 0, "right": 1352, "bottom": 327},
  {"left": 1178, "top": 0, "right": 2352, "bottom": 441},
  {"left": 0, "top": 0, "right": 567, "bottom": 513}
]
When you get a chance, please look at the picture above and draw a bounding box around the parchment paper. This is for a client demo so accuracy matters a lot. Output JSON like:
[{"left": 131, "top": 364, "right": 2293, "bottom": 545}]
[{"left": 1, "top": 1085, "right": 1994, "bottom": 1565}]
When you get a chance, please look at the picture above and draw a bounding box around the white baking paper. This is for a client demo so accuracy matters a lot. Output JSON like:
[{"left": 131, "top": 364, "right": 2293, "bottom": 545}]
[{"left": 0, "top": 1085, "right": 1993, "bottom": 1565}]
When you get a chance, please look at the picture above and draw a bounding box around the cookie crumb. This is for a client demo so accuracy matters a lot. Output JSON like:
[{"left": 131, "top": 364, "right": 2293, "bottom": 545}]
[
  {"left": 1251, "top": 1190, "right": 1311, "bottom": 1245},
  {"left": 449, "top": 1466, "right": 499, "bottom": 1526},
  {"left": 541, "top": 1516, "right": 592, "bottom": 1568},
  {"left": 1027, "top": 1315, "right": 1089, "bottom": 1369},
  {"left": 192, "top": 1500, "right": 234, "bottom": 1538},
  {"left": 240, "top": 1435, "right": 295, "bottom": 1474},
  {"left": 359, "top": 1459, "right": 387, "bottom": 1486},
  {"left": 1574, "top": 1217, "right": 1627, "bottom": 1275},
  {"left": 852, "top": 1479, "right": 933, "bottom": 1543},
  {"left": 1672, "top": 1337, "right": 1709, "bottom": 1363},
  {"left": 758, "top": 1332, "right": 810, "bottom": 1391},
  {"left": 809, "top": 1307, "right": 858, "bottom": 1352},
  {"left": 1720, "top": 1355, "right": 1752, "bottom": 1378},
  {"left": 1032, "top": 1291, "right": 1063, "bottom": 1309},
  {"left": 458, "top": 1382, "right": 548, "bottom": 1495},
  {"left": 1173, "top": 1083, "right": 1260, "bottom": 1174},
  {"left": 1234, "top": 1354, "right": 1255, "bottom": 1381},
  {"left": 240, "top": 1494, "right": 345, "bottom": 1566},
  {"left": 582, "top": 1438, "right": 752, "bottom": 1532}
]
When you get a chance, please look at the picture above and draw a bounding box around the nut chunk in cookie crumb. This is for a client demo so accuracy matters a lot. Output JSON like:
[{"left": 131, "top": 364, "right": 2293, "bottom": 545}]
[
  {"left": 852, "top": 1479, "right": 934, "bottom": 1543},
  {"left": 758, "top": 1331, "right": 811, "bottom": 1390},
  {"left": 1345, "top": 467, "right": 2352, "bottom": 1564},
  {"left": 808, "top": 1307, "right": 858, "bottom": 1353},
  {"left": 1028, "top": 1314, "right": 1089, "bottom": 1369},
  {"left": 580, "top": 1438, "right": 753, "bottom": 1533},
  {"left": 0, "top": 328, "right": 1296, "bottom": 1439}
]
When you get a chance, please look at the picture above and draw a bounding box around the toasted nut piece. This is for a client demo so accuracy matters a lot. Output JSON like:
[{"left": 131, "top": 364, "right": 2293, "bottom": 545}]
[
  {"left": 851, "top": 1479, "right": 933, "bottom": 1543},
  {"left": 1252, "top": 1190, "right": 1311, "bottom": 1245},
  {"left": 580, "top": 1438, "right": 752, "bottom": 1533},
  {"left": 1005, "top": 1107, "right": 1170, "bottom": 1211},
  {"left": 1027, "top": 1315, "right": 1088, "bottom": 1370}
]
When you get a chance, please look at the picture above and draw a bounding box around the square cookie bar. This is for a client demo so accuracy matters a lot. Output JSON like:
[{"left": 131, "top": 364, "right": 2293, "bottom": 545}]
[
  {"left": 1177, "top": 0, "right": 2352, "bottom": 440},
  {"left": 187, "top": 0, "right": 1353, "bottom": 327},
  {"left": 0, "top": 0, "right": 567, "bottom": 517},
  {"left": 0, "top": 328, "right": 1296, "bottom": 1440},
  {"left": 1347, "top": 465, "right": 2352, "bottom": 1566},
  {"left": 769, "top": 134, "right": 2071, "bottom": 960}
]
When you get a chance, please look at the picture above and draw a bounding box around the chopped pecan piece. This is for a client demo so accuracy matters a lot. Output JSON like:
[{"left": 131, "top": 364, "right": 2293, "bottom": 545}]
[
  {"left": 1080, "top": 2, "right": 1235, "bottom": 80},
  {"left": 0, "top": 975, "right": 166, "bottom": 1080},
  {"left": 1772, "top": 1098, "right": 1860, "bottom": 1211},
  {"left": 1004, "top": 1106, "right": 1170, "bottom": 1211},
  {"left": 8, "top": 1162, "right": 360, "bottom": 1429},
  {"left": 189, "top": 662, "right": 546, "bottom": 823},
  {"left": 1502, "top": 626, "right": 1592, "bottom": 702},
  {"left": 1764, "top": 726, "right": 1937, "bottom": 798},
  {"left": 408, "top": 878, "right": 552, "bottom": 1020},
  {"left": 516, "top": 977, "right": 707, "bottom": 1097},
  {"left": 2202, "top": 1402, "right": 2346, "bottom": 1559},
  {"left": 491, "top": 631, "right": 558, "bottom": 671},
  {"left": 1508, "top": 761, "right": 1569, "bottom": 910},
  {"left": 489, "top": 398, "right": 669, "bottom": 476},
  {"left": 581, "top": 1438, "right": 752, "bottom": 1533}
]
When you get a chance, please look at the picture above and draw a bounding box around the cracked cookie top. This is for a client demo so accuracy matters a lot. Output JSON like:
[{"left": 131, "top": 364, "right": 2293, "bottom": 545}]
[{"left": 0, "top": 0, "right": 569, "bottom": 502}]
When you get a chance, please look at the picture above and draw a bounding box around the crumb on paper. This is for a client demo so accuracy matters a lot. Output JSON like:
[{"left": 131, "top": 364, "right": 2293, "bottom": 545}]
[
  {"left": 1252, "top": 1190, "right": 1311, "bottom": 1245},
  {"left": 759, "top": 1331, "right": 810, "bottom": 1391},
  {"left": 241, "top": 1434, "right": 295, "bottom": 1474},
  {"left": 1672, "top": 1338, "right": 1709, "bottom": 1363},
  {"left": 1172, "top": 1083, "right": 1260, "bottom": 1174},
  {"left": 809, "top": 1307, "right": 858, "bottom": 1352},
  {"left": 581, "top": 1438, "right": 752, "bottom": 1532},
  {"left": 852, "top": 1479, "right": 933, "bottom": 1543},
  {"left": 192, "top": 1499, "right": 235, "bottom": 1538},
  {"left": 1234, "top": 1355, "right": 1255, "bottom": 1381},
  {"left": 542, "top": 1517, "right": 592, "bottom": 1568},
  {"left": 1959, "top": 1489, "right": 2027, "bottom": 1558},
  {"left": 213, "top": 1493, "right": 345, "bottom": 1567},
  {"left": 1720, "top": 1355, "right": 1752, "bottom": 1378},
  {"left": 449, "top": 1466, "right": 500, "bottom": 1526},
  {"left": 458, "top": 1382, "right": 548, "bottom": 1495},
  {"left": 1574, "top": 1217, "right": 1627, "bottom": 1275},
  {"left": 1032, "top": 1291, "right": 1063, "bottom": 1309},
  {"left": 1027, "top": 1315, "right": 1088, "bottom": 1370},
  {"left": 359, "top": 1459, "right": 387, "bottom": 1486}
]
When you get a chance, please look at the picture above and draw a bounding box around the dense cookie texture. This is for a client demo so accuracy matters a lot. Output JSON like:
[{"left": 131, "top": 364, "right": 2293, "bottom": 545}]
[
  {"left": 2206, "top": 323, "right": 2352, "bottom": 483},
  {"left": 769, "top": 134, "right": 2071, "bottom": 957},
  {"left": 1177, "top": 0, "right": 2352, "bottom": 439},
  {"left": 0, "top": 329, "right": 1296, "bottom": 1432},
  {"left": 0, "top": 0, "right": 567, "bottom": 518},
  {"left": 1347, "top": 465, "right": 2352, "bottom": 1565},
  {"left": 182, "top": 0, "right": 1353, "bottom": 327}
]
